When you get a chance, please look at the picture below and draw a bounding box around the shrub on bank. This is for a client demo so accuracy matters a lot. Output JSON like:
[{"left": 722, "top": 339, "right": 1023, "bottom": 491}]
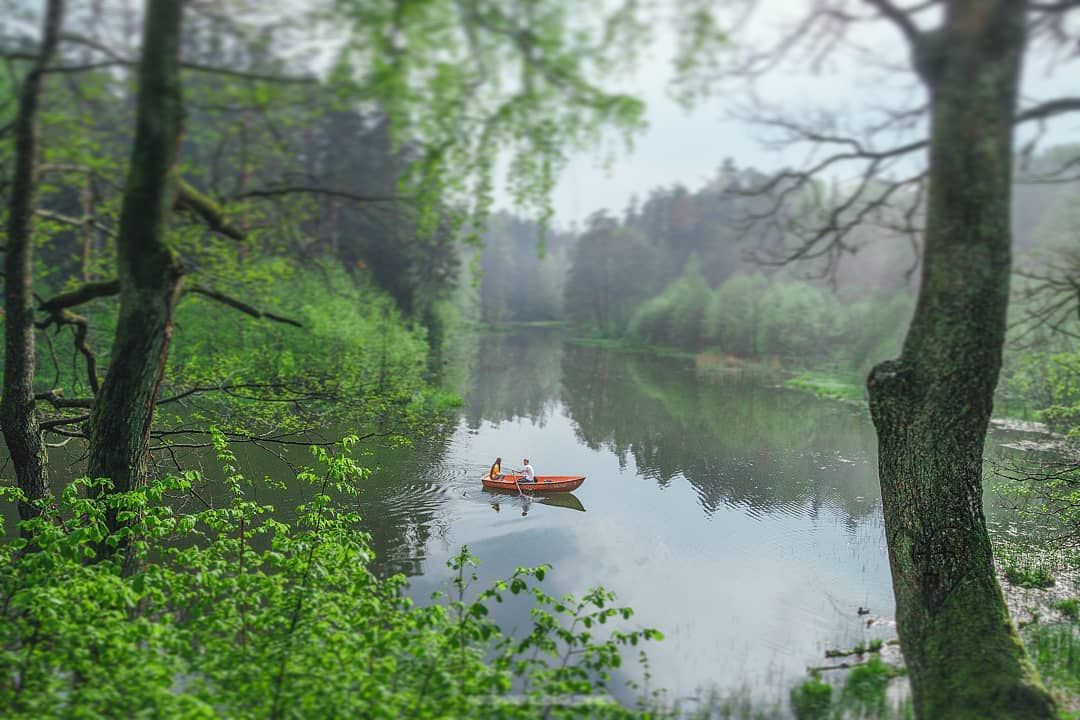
[
  {"left": 0, "top": 433, "right": 659, "bottom": 718},
  {"left": 627, "top": 256, "right": 711, "bottom": 350},
  {"left": 626, "top": 266, "right": 912, "bottom": 378}
]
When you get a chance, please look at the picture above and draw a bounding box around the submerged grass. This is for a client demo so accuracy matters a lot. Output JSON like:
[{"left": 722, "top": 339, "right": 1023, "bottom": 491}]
[{"left": 1024, "top": 623, "right": 1080, "bottom": 703}]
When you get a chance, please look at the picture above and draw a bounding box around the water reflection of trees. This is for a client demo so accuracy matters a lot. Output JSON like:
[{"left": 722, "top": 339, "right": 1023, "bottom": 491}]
[
  {"left": 461, "top": 329, "right": 566, "bottom": 428},
  {"left": 182, "top": 431, "right": 458, "bottom": 579},
  {"left": 559, "top": 345, "right": 882, "bottom": 521}
]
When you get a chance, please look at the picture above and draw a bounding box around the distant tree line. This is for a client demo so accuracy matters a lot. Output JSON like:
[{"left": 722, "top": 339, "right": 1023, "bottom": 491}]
[{"left": 478, "top": 147, "right": 1079, "bottom": 385}]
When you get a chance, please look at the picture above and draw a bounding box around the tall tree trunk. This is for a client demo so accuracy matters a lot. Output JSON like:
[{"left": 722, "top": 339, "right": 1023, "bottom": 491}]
[
  {"left": 86, "top": 0, "right": 185, "bottom": 530},
  {"left": 1, "top": 0, "right": 65, "bottom": 526},
  {"left": 867, "top": 3, "right": 1055, "bottom": 717}
]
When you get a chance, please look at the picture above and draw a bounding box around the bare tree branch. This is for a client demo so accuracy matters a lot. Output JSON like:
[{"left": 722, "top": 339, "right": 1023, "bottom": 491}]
[
  {"left": 39, "top": 32, "right": 318, "bottom": 84},
  {"left": 176, "top": 179, "right": 246, "bottom": 240},
  {"left": 36, "top": 309, "right": 101, "bottom": 394},
  {"left": 183, "top": 284, "right": 303, "bottom": 327},
  {"left": 231, "top": 186, "right": 404, "bottom": 204},
  {"left": 39, "top": 279, "right": 120, "bottom": 313},
  {"left": 862, "top": 0, "right": 924, "bottom": 46},
  {"left": 34, "top": 389, "right": 92, "bottom": 409},
  {"left": 34, "top": 208, "right": 115, "bottom": 238}
]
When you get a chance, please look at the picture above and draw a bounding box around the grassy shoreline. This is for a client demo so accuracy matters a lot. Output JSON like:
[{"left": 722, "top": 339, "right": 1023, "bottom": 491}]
[{"left": 783, "top": 371, "right": 865, "bottom": 404}]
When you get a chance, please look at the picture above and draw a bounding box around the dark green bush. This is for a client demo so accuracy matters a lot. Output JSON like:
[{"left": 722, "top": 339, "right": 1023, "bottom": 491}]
[
  {"left": 790, "top": 672, "right": 832, "bottom": 720},
  {"left": 1004, "top": 564, "right": 1056, "bottom": 589}
]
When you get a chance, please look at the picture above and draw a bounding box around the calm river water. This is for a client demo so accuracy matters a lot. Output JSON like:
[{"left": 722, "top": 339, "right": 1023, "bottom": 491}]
[
  {"left": 390, "top": 328, "right": 895, "bottom": 703},
  {"left": 5, "top": 327, "right": 1038, "bottom": 707}
]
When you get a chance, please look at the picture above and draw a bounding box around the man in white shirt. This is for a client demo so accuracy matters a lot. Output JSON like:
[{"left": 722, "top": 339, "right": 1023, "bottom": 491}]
[{"left": 521, "top": 458, "right": 536, "bottom": 483}]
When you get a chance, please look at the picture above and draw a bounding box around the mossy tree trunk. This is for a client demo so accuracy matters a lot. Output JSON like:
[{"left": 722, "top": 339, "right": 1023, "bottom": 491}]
[
  {"left": 86, "top": 0, "right": 185, "bottom": 528},
  {"left": 867, "top": 2, "right": 1055, "bottom": 717},
  {"left": 2, "top": 0, "right": 65, "bottom": 526}
]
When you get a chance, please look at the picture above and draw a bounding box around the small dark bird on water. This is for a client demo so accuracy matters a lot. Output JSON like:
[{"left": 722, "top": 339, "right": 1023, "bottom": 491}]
[{"left": 857, "top": 607, "right": 870, "bottom": 616}]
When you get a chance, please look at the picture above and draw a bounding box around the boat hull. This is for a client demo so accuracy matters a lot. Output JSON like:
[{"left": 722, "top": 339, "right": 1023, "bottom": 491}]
[{"left": 482, "top": 474, "right": 585, "bottom": 493}]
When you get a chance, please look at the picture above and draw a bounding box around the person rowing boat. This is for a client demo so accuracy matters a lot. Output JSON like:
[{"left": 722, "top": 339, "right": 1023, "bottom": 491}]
[
  {"left": 520, "top": 458, "right": 536, "bottom": 483},
  {"left": 512, "top": 458, "right": 536, "bottom": 495}
]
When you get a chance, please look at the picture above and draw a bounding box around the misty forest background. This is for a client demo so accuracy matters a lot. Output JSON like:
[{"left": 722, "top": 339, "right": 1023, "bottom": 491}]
[{"left": 478, "top": 150, "right": 1080, "bottom": 425}]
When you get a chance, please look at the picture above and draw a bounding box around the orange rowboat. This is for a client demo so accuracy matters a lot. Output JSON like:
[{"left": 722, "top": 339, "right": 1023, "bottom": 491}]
[{"left": 482, "top": 474, "right": 585, "bottom": 493}]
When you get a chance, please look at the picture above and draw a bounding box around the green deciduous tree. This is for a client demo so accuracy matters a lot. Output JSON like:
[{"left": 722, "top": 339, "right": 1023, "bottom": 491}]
[
  {"left": 628, "top": 255, "right": 710, "bottom": 350},
  {"left": 703, "top": 272, "right": 767, "bottom": 356},
  {"left": 565, "top": 215, "right": 660, "bottom": 334}
]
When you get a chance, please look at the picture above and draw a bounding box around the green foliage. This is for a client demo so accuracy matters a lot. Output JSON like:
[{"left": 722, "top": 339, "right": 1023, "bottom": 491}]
[
  {"left": 628, "top": 255, "right": 710, "bottom": 350},
  {"left": 164, "top": 260, "right": 446, "bottom": 437},
  {"left": 703, "top": 272, "right": 769, "bottom": 356},
  {"left": 994, "top": 468, "right": 1080, "bottom": 552},
  {"left": 752, "top": 280, "right": 840, "bottom": 362},
  {"left": 1052, "top": 598, "right": 1080, "bottom": 622},
  {"left": 622, "top": 266, "right": 912, "bottom": 380},
  {"left": 0, "top": 9, "right": 472, "bottom": 449},
  {"left": 785, "top": 372, "right": 864, "bottom": 404},
  {"left": 0, "top": 437, "right": 660, "bottom": 718},
  {"left": 1000, "top": 342, "right": 1080, "bottom": 433},
  {"left": 19, "top": 251, "right": 455, "bottom": 443},
  {"left": 1004, "top": 564, "right": 1056, "bottom": 589},
  {"left": 331, "top": 0, "right": 652, "bottom": 236},
  {"left": 837, "top": 657, "right": 905, "bottom": 719},
  {"left": 1022, "top": 624, "right": 1080, "bottom": 699},
  {"left": 835, "top": 294, "right": 915, "bottom": 379},
  {"left": 791, "top": 673, "right": 833, "bottom": 720}
]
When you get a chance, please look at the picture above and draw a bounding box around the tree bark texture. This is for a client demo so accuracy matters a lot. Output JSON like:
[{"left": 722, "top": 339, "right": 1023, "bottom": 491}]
[
  {"left": 87, "top": 0, "right": 185, "bottom": 523},
  {"left": 867, "top": 3, "right": 1055, "bottom": 717},
  {"left": 2, "top": 0, "right": 65, "bottom": 525}
]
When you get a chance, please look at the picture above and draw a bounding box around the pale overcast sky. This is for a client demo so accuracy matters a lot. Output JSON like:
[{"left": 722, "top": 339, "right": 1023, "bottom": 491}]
[{"left": 532, "top": 3, "right": 1079, "bottom": 228}]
